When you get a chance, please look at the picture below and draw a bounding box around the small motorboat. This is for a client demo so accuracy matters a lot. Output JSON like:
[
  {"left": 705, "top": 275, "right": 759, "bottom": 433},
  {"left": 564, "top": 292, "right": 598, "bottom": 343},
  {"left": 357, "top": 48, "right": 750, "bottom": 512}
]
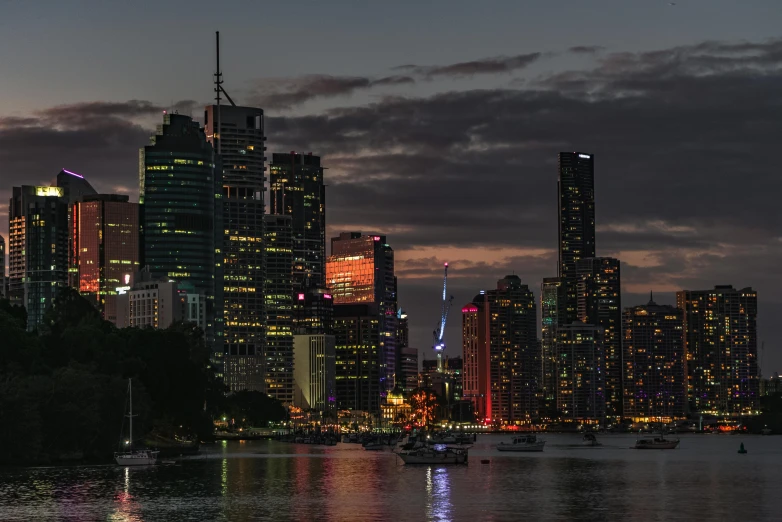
[
  {"left": 582, "top": 433, "right": 602, "bottom": 447},
  {"left": 633, "top": 434, "right": 680, "bottom": 450},
  {"left": 495, "top": 435, "right": 545, "bottom": 452},
  {"left": 398, "top": 447, "right": 468, "bottom": 465}
]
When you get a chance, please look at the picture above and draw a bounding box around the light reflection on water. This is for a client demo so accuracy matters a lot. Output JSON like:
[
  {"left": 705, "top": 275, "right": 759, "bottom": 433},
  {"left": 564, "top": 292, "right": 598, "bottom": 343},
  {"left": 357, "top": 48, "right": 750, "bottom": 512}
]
[{"left": 0, "top": 434, "right": 780, "bottom": 521}]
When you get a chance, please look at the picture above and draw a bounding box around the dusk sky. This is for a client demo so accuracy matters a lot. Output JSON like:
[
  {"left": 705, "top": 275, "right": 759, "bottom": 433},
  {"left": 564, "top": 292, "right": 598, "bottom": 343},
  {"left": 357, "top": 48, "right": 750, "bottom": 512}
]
[{"left": 1, "top": 0, "right": 780, "bottom": 372}]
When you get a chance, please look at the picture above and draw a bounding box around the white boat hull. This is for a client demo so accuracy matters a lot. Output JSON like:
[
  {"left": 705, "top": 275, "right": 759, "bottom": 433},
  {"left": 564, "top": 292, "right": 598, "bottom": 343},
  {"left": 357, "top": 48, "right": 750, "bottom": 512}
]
[
  {"left": 495, "top": 442, "right": 545, "bottom": 452},
  {"left": 115, "top": 451, "right": 159, "bottom": 466}
]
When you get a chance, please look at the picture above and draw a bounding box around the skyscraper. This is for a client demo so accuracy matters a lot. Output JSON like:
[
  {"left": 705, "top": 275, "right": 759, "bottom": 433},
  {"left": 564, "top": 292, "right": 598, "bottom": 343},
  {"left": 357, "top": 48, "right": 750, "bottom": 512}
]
[
  {"left": 56, "top": 169, "right": 97, "bottom": 205},
  {"left": 399, "top": 347, "right": 420, "bottom": 396},
  {"left": 332, "top": 304, "right": 381, "bottom": 412},
  {"left": 71, "top": 195, "right": 139, "bottom": 323},
  {"left": 461, "top": 295, "right": 490, "bottom": 420},
  {"left": 558, "top": 152, "right": 596, "bottom": 325},
  {"left": 8, "top": 185, "right": 69, "bottom": 330},
  {"left": 555, "top": 324, "right": 605, "bottom": 422},
  {"left": 677, "top": 285, "right": 759, "bottom": 416},
  {"left": 0, "top": 234, "right": 6, "bottom": 298},
  {"left": 623, "top": 298, "right": 686, "bottom": 422},
  {"left": 576, "top": 257, "right": 622, "bottom": 420},
  {"left": 262, "top": 214, "right": 294, "bottom": 403},
  {"left": 139, "top": 113, "right": 222, "bottom": 349},
  {"left": 204, "top": 104, "right": 267, "bottom": 390},
  {"left": 327, "top": 232, "right": 397, "bottom": 396},
  {"left": 486, "top": 276, "right": 538, "bottom": 424},
  {"left": 293, "top": 334, "right": 336, "bottom": 412},
  {"left": 540, "top": 277, "right": 565, "bottom": 416},
  {"left": 269, "top": 152, "right": 326, "bottom": 291}
]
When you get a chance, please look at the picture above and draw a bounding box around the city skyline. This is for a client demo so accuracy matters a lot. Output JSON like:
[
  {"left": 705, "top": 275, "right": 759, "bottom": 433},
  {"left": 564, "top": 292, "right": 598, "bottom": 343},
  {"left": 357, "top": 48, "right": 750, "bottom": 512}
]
[{"left": 1, "top": 3, "right": 780, "bottom": 374}]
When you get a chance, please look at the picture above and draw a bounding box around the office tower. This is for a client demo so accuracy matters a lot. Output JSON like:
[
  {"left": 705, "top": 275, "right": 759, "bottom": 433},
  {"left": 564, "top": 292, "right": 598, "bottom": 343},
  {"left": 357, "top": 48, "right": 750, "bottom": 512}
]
[
  {"left": 677, "top": 285, "right": 759, "bottom": 416},
  {"left": 269, "top": 152, "right": 326, "bottom": 290},
  {"left": 396, "top": 308, "right": 409, "bottom": 350},
  {"left": 399, "top": 347, "right": 419, "bottom": 396},
  {"left": 115, "top": 276, "right": 204, "bottom": 330},
  {"left": 262, "top": 214, "right": 294, "bottom": 403},
  {"left": 462, "top": 294, "right": 490, "bottom": 420},
  {"left": 0, "top": 234, "right": 5, "bottom": 298},
  {"left": 623, "top": 297, "right": 685, "bottom": 422},
  {"left": 56, "top": 169, "right": 97, "bottom": 204},
  {"left": 576, "top": 257, "right": 622, "bottom": 420},
  {"left": 327, "top": 232, "right": 397, "bottom": 396},
  {"left": 555, "top": 324, "right": 606, "bottom": 422},
  {"left": 333, "top": 304, "right": 381, "bottom": 412},
  {"left": 8, "top": 186, "right": 69, "bottom": 330},
  {"left": 540, "top": 277, "right": 565, "bottom": 416},
  {"left": 204, "top": 105, "right": 266, "bottom": 388},
  {"left": 558, "top": 152, "right": 596, "bottom": 325},
  {"left": 294, "top": 287, "right": 333, "bottom": 335},
  {"left": 71, "top": 195, "right": 139, "bottom": 323},
  {"left": 140, "top": 113, "right": 222, "bottom": 346},
  {"left": 486, "top": 276, "right": 538, "bottom": 424},
  {"left": 293, "top": 334, "right": 336, "bottom": 412}
]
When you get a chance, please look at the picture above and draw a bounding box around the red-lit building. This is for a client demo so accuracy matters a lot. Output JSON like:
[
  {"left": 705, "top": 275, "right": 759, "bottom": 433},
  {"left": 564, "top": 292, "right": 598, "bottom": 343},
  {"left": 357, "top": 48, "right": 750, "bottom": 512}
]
[
  {"left": 462, "top": 295, "right": 490, "bottom": 421},
  {"left": 71, "top": 194, "right": 139, "bottom": 323}
]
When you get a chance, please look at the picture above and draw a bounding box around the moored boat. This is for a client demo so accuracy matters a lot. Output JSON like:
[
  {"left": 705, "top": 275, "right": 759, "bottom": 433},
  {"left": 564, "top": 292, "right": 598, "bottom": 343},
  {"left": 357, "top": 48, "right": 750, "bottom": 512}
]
[
  {"left": 582, "top": 433, "right": 602, "bottom": 447},
  {"left": 115, "top": 379, "right": 159, "bottom": 466},
  {"left": 398, "top": 446, "right": 468, "bottom": 465},
  {"left": 495, "top": 435, "right": 545, "bottom": 452},
  {"left": 633, "top": 434, "right": 679, "bottom": 449}
]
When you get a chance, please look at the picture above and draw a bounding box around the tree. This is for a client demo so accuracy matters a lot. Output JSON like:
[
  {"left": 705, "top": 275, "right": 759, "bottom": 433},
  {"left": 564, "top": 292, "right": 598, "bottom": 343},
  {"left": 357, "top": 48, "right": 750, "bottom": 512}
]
[{"left": 409, "top": 388, "right": 440, "bottom": 427}]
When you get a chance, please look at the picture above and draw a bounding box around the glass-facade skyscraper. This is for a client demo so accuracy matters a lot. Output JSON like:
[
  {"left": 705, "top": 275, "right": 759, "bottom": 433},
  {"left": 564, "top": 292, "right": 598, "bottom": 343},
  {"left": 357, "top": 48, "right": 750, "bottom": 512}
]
[
  {"left": 269, "top": 152, "right": 326, "bottom": 291},
  {"left": 555, "top": 324, "right": 605, "bottom": 422},
  {"left": 677, "top": 285, "right": 759, "bottom": 416},
  {"left": 576, "top": 257, "right": 622, "bottom": 420},
  {"left": 8, "top": 185, "right": 69, "bottom": 330},
  {"left": 540, "top": 277, "right": 565, "bottom": 416},
  {"left": 327, "top": 232, "right": 397, "bottom": 397},
  {"left": 204, "top": 105, "right": 267, "bottom": 392},
  {"left": 263, "top": 214, "right": 294, "bottom": 404},
  {"left": 71, "top": 194, "right": 139, "bottom": 323},
  {"left": 139, "top": 113, "right": 222, "bottom": 350},
  {"left": 558, "top": 152, "right": 596, "bottom": 326}
]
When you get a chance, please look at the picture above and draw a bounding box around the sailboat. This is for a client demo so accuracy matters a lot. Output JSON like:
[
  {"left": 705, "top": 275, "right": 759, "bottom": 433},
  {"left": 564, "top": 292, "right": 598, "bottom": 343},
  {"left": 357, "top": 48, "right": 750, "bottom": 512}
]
[{"left": 115, "top": 378, "right": 159, "bottom": 466}]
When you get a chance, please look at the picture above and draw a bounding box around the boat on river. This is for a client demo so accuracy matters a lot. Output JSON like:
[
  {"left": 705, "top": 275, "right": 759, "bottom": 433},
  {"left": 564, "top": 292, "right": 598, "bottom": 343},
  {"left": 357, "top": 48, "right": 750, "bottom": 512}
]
[
  {"left": 398, "top": 446, "right": 468, "bottom": 465},
  {"left": 115, "top": 379, "right": 159, "bottom": 466},
  {"left": 633, "top": 433, "right": 679, "bottom": 450},
  {"left": 582, "top": 433, "right": 602, "bottom": 447},
  {"left": 495, "top": 435, "right": 545, "bottom": 452}
]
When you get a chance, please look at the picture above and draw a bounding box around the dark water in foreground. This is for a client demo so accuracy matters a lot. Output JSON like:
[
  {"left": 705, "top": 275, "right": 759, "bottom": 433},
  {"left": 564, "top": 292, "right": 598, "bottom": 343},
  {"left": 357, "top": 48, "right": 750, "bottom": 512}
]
[{"left": 0, "top": 434, "right": 779, "bottom": 521}]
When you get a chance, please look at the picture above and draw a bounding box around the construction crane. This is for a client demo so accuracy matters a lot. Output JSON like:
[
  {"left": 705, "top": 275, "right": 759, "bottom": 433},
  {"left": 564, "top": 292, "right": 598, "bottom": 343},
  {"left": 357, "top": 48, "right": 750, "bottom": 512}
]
[{"left": 432, "top": 262, "right": 454, "bottom": 373}]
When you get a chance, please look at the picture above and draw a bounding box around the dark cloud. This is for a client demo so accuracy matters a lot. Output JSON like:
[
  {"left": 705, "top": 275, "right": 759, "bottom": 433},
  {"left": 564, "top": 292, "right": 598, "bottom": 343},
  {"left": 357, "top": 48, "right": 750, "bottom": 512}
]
[
  {"left": 569, "top": 45, "right": 605, "bottom": 54},
  {"left": 405, "top": 52, "right": 542, "bottom": 78}
]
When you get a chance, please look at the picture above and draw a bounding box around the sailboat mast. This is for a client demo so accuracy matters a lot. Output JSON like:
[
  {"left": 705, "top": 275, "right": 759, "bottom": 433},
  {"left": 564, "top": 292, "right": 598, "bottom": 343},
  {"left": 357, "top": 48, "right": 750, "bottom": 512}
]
[{"left": 129, "top": 378, "right": 133, "bottom": 451}]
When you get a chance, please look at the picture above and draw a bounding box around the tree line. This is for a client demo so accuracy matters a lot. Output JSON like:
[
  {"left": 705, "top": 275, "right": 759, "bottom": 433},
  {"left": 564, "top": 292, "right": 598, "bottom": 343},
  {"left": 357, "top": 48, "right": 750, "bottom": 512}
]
[{"left": 0, "top": 288, "right": 286, "bottom": 465}]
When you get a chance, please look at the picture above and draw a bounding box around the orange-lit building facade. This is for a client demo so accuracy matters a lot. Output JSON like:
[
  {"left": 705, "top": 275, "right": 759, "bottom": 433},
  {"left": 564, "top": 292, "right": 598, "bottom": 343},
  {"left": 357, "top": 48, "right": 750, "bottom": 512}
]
[
  {"left": 326, "top": 233, "right": 378, "bottom": 304},
  {"left": 461, "top": 295, "right": 490, "bottom": 421},
  {"left": 71, "top": 195, "right": 139, "bottom": 323}
]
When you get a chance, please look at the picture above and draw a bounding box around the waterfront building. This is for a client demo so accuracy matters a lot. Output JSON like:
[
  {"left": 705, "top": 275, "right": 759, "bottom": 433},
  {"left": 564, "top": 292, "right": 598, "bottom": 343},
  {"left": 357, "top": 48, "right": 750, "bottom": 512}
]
[
  {"left": 293, "top": 334, "right": 336, "bottom": 412},
  {"left": 139, "top": 113, "right": 222, "bottom": 352},
  {"left": 8, "top": 185, "right": 69, "bottom": 330},
  {"left": 399, "top": 347, "right": 419, "bottom": 396},
  {"left": 555, "top": 324, "right": 606, "bottom": 422},
  {"left": 326, "top": 232, "right": 397, "bottom": 396},
  {"left": 576, "top": 257, "right": 622, "bottom": 419},
  {"left": 269, "top": 152, "right": 326, "bottom": 291},
  {"left": 0, "top": 235, "right": 6, "bottom": 298},
  {"left": 70, "top": 195, "right": 139, "bottom": 323},
  {"left": 677, "top": 285, "right": 759, "bottom": 416},
  {"left": 558, "top": 152, "right": 596, "bottom": 326},
  {"left": 462, "top": 296, "right": 490, "bottom": 420},
  {"left": 540, "top": 277, "right": 565, "bottom": 416},
  {"left": 622, "top": 298, "right": 685, "bottom": 422},
  {"left": 332, "top": 304, "right": 381, "bottom": 412},
  {"left": 761, "top": 373, "right": 782, "bottom": 396},
  {"left": 115, "top": 276, "right": 204, "bottom": 330},
  {"left": 381, "top": 389, "right": 412, "bottom": 425},
  {"left": 293, "top": 286, "right": 334, "bottom": 335},
  {"left": 486, "top": 276, "right": 539, "bottom": 424},
  {"left": 262, "top": 214, "right": 294, "bottom": 403}
]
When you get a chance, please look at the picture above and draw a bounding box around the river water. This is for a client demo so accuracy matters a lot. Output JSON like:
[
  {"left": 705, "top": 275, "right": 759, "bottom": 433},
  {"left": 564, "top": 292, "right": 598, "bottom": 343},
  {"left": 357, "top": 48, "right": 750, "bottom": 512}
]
[{"left": 0, "top": 433, "right": 779, "bottom": 521}]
